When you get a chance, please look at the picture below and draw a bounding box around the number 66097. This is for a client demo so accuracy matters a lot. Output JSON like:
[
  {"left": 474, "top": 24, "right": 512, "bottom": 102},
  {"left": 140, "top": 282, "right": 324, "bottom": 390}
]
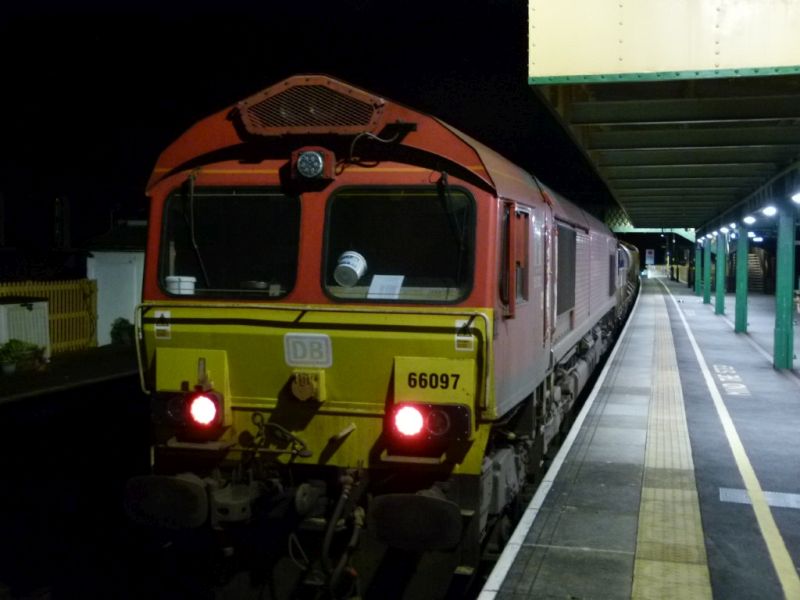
[{"left": 406, "top": 372, "right": 460, "bottom": 390}]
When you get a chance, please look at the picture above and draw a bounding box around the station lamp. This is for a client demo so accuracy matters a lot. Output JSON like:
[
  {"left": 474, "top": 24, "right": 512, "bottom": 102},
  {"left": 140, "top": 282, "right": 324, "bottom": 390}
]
[
  {"left": 747, "top": 231, "right": 756, "bottom": 238},
  {"left": 720, "top": 227, "right": 729, "bottom": 234},
  {"left": 792, "top": 192, "right": 800, "bottom": 204},
  {"left": 743, "top": 215, "right": 756, "bottom": 225},
  {"left": 753, "top": 236, "right": 764, "bottom": 242},
  {"left": 762, "top": 205, "right": 777, "bottom": 217}
]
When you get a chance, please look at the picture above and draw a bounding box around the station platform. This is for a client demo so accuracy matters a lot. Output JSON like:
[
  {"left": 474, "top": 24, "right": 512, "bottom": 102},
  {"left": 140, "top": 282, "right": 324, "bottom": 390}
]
[
  {"left": 0, "top": 344, "right": 138, "bottom": 405},
  {"left": 480, "top": 276, "right": 800, "bottom": 599}
]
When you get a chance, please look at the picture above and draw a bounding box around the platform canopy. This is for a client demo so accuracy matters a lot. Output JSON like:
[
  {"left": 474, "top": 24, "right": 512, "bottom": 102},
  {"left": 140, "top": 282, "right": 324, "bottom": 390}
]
[{"left": 529, "top": 0, "right": 800, "bottom": 234}]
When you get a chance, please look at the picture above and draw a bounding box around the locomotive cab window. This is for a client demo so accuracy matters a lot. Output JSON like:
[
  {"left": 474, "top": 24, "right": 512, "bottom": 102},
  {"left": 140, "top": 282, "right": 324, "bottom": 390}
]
[
  {"left": 500, "top": 204, "right": 530, "bottom": 310},
  {"left": 324, "top": 187, "right": 474, "bottom": 302},
  {"left": 160, "top": 187, "right": 300, "bottom": 298},
  {"left": 514, "top": 209, "right": 530, "bottom": 302}
]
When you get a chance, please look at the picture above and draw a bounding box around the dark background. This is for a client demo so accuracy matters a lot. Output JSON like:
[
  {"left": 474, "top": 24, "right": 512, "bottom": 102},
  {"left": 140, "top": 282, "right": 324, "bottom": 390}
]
[{"left": 0, "top": 0, "right": 611, "bottom": 263}]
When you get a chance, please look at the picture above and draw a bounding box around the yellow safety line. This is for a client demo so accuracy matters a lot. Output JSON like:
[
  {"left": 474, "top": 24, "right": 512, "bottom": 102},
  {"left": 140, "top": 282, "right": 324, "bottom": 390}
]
[
  {"left": 660, "top": 279, "right": 800, "bottom": 599},
  {"left": 632, "top": 292, "right": 712, "bottom": 599}
]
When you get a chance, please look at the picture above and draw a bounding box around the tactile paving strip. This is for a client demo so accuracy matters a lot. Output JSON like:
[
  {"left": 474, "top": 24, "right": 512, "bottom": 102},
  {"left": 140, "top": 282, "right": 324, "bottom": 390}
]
[{"left": 631, "top": 294, "right": 712, "bottom": 599}]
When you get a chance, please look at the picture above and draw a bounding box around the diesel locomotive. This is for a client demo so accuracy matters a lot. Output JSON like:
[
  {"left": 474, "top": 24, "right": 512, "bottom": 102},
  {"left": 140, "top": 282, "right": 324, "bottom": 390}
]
[{"left": 126, "top": 75, "right": 639, "bottom": 598}]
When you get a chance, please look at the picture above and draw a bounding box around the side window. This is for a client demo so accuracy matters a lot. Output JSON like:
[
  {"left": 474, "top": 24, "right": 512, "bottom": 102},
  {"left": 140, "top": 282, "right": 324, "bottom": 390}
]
[
  {"left": 609, "top": 253, "right": 616, "bottom": 296},
  {"left": 500, "top": 204, "right": 511, "bottom": 306},
  {"left": 500, "top": 203, "right": 532, "bottom": 317},
  {"left": 515, "top": 210, "right": 530, "bottom": 302},
  {"left": 556, "top": 223, "right": 576, "bottom": 315}
]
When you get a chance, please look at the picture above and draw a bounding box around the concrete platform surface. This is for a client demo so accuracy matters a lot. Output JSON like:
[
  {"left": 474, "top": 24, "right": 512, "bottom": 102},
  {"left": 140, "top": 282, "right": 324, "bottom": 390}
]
[
  {"left": 481, "top": 276, "right": 800, "bottom": 599},
  {"left": 0, "top": 344, "right": 138, "bottom": 404}
]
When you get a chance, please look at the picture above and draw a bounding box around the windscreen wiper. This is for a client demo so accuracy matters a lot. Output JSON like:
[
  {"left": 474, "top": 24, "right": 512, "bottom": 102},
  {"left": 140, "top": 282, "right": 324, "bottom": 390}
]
[{"left": 187, "top": 172, "right": 211, "bottom": 288}]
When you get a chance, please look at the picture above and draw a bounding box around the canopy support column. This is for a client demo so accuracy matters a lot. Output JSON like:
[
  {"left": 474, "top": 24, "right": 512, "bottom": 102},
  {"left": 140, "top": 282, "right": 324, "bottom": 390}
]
[
  {"left": 773, "top": 208, "right": 795, "bottom": 369},
  {"left": 715, "top": 234, "right": 725, "bottom": 314},
  {"left": 735, "top": 230, "right": 749, "bottom": 333},
  {"left": 703, "top": 240, "right": 712, "bottom": 305},
  {"left": 694, "top": 244, "right": 702, "bottom": 296}
]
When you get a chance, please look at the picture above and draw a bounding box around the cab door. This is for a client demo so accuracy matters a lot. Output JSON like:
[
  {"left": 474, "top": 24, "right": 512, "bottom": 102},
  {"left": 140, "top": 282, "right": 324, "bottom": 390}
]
[{"left": 494, "top": 200, "right": 546, "bottom": 416}]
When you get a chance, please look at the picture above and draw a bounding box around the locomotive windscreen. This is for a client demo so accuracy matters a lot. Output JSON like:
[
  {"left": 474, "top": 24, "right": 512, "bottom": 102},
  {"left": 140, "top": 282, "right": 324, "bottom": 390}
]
[
  {"left": 159, "top": 187, "right": 300, "bottom": 298},
  {"left": 324, "top": 186, "right": 474, "bottom": 302}
]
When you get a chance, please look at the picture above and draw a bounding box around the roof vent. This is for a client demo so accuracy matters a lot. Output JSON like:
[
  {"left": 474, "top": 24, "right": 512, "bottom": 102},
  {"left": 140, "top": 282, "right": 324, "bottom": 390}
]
[{"left": 237, "top": 76, "right": 386, "bottom": 136}]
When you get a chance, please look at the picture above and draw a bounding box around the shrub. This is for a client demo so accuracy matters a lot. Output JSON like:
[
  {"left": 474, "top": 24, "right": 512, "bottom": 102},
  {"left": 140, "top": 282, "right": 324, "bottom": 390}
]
[
  {"left": 0, "top": 339, "right": 40, "bottom": 364},
  {"left": 110, "top": 318, "right": 135, "bottom": 346}
]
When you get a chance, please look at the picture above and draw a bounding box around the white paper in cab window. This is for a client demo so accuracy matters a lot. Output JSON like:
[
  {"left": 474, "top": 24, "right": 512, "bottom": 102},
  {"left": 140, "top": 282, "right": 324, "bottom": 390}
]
[{"left": 367, "top": 275, "right": 405, "bottom": 299}]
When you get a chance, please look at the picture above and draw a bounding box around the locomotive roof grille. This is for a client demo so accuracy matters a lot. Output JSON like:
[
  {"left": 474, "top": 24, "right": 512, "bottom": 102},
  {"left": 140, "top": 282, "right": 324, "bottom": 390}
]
[
  {"left": 249, "top": 86, "right": 373, "bottom": 127},
  {"left": 238, "top": 80, "right": 386, "bottom": 136}
]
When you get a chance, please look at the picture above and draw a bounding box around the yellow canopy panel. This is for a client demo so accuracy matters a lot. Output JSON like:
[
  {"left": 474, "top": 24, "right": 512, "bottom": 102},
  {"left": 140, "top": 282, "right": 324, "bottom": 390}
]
[{"left": 529, "top": 0, "right": 800, "bottom": 83}]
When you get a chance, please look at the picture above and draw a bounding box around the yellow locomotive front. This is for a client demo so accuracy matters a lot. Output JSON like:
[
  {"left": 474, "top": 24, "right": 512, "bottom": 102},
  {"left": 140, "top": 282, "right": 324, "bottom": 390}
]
[
  {"left": 139, "top": 185, "right": 487, "bottom": 471},
  {"left": 127, "top": 76, "right": 518, "bottom": 595}
]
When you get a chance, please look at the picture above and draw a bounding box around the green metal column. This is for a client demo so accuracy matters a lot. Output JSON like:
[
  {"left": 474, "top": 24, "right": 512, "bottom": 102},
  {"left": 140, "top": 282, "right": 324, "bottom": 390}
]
[
  {"left": 773, "top": 208, "right": 795, "bottom": 369},
  {"left": 715, "top": 233, "right": 725, "bottom": 314},
  {"left": 694, "top": 244, "right": 702, "bottom": 295},
  {"left": 703, "top": 239, "right": 712, "bottom": 304},
  {"left": 735, "top": 230, "right": 749, "bottom": 333}
]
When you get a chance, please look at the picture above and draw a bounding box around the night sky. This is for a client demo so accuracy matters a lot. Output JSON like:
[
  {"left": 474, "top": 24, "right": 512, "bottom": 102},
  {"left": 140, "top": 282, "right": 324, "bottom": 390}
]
[{"left": 0, "top": 1, "right": 610, "bottom": 256}]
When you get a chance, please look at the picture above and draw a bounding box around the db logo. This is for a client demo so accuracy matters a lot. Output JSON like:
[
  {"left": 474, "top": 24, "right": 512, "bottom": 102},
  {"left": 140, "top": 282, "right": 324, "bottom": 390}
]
[{"left": 284, "top": 334, "right": 333, "bottom": 367}]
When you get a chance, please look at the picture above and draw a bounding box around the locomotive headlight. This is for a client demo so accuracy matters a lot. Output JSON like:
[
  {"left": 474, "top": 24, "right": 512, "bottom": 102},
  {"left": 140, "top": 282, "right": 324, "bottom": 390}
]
[
  {"left": 291, "top": 146, "right": 334, "bottom": 180},
  {"left": 426, "top": 409, "right": 451, "bottom": 437},
  {"left": 296, "top": 150, "right": 325, "bottom": 178},
  {"left": 166, "top": 395, "right": 187, "bottom": 422}
]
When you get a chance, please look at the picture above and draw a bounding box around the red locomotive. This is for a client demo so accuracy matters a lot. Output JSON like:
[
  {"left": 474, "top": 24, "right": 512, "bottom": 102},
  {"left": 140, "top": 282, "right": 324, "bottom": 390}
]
[{"left": 126, "top": 75, "right": 639, "bottom": 598}]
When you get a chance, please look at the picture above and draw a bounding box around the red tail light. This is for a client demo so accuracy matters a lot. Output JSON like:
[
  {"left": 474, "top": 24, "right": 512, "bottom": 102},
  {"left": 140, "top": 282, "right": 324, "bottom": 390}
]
[
  {"left": 388, "top": 403, "right": 472, "bottom": 444},
  {"left": 172, "top": 390, "right": 224, "bottom": 442},
  {"left": 189, "top": 394, "right": 219, "bottom": 427},
  {"left": 394, "top": 405, "right": 424, "bottom": 437}
]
